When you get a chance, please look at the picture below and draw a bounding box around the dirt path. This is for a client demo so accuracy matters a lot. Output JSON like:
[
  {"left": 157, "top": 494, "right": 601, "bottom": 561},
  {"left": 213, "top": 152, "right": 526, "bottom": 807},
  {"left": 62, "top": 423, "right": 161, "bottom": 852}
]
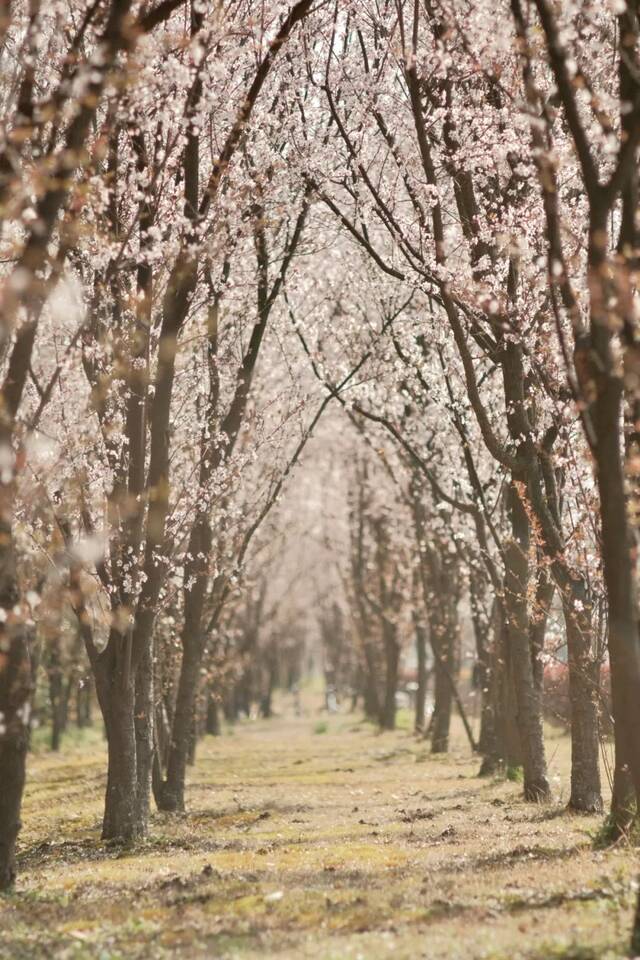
[{"left": 1, "top": 706, "right": 635, "bottom": 959}]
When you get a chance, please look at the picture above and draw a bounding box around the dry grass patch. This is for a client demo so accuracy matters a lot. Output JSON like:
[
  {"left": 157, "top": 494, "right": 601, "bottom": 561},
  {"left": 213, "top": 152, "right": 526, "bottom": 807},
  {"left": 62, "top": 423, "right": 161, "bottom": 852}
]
[{"left": 0, "top": 710, "right": 636, "bottom": 959}]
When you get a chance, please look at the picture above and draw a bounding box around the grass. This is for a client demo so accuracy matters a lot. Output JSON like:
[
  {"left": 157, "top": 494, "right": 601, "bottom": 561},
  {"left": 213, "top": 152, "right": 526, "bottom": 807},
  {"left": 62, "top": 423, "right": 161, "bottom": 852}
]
[{"left": 0, "top": 702, "right": 637, "bottom": 960}]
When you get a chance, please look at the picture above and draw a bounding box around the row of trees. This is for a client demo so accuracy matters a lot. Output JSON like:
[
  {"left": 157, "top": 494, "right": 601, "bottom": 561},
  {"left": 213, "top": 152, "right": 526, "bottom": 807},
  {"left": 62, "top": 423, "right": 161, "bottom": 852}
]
[
  {"left": 0, "top": 0, "right": 323, "bottom": 881},
  {"left": 1, "top": 0, "right": 640, "bottom": 950}
]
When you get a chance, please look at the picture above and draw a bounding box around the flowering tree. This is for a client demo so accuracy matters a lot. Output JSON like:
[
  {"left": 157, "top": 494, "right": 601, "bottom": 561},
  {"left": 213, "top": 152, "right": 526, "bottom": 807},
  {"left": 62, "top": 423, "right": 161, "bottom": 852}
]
[{"left": 2, "top": 1, "right": 640, "bottom": 951}]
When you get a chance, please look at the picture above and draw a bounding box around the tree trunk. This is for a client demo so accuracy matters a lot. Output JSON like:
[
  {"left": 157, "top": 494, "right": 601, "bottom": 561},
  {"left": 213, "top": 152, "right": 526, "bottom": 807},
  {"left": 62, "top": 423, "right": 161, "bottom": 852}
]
[
  {"left": 157, "top": 635, "right": 201, "bottom": 812},
  {"left": 529, "top": 565, "right": 553, "bottom": 695},
  {"left": 0, "top": 469, "right": 34, "bottom": 891},
  {"left": 206, "top": 693, "right": 221, "bottom": 736},
  {"left": 431, "top": 639, "right": 453, "bottom": 753},
  {"left": 471, "top": 586, "right": 496, "bottom": 767},
  {"left": 95, "top": 643, "right": 145, "bottom": 843},
  {"left": 0, "top": 624, "right": 32, "bottom": 890},
  {"left": 610, "top": 750, "right": 636, "bottom": 838},
  {"left": 260, "top": 687, "right": 273, "bottom": 719},
  {"left": 414, "top": 619, "right": 428, "bottom": 732},
  {"left": 503, "top": 482, "right": 550, "bottom": 800},
  {"left": 152, "top": 700, "right": 170, "bottom": 807},
  {"left": 503, "top": 660, "right": 524, "bottom": 771},
  {"left": 477, "top": 663, "right": 496, "bottom": 757},
  {"left": 134, "top": 638, "right": 154, "bottom": 829},
  {"left": 223, "top": 694, "right": 237, "bottom": 723},
  {"left": 477, "top": 690, "right": 500, "bottom": 775},
  {"left": 427, "top": 554, "right": 460, "bottom": 754},
  {"left": 478, "top": 603, "right": 507, "bottom": 776},
  {"left": 362, "top": 640, "right": 380, "bottom": 721},
  {"left": 592, "top": 364, "right": 640, "bottom": 872},
  {"left": 237, "top": 672, "right": 252, "bottom": 717},
  {"left": 561, "top": 589, "right": 602, "bottom": 813},
  {"left": 102, "top": 681, "right": 142, "bottom": 842},
  {"left": 261, "top": 655, "right": 277, "bottom": 719},
  {"left": 187, "top": 712, "right": 197, "bottom": 766},
  {"left": 48, "top": 648, "right": 64, "bottom": 752},
  {"left": 525, "top": 471, "right": 603, "bottom": 812},
  {"left": 591, "top": 370, "right": 640, "bottom": 820},
  {"left": 380, "top": 626, "right": 399, "bottom": 731},
  {"left": 76, "top": 680, "right": 92, "bottom": 728}
]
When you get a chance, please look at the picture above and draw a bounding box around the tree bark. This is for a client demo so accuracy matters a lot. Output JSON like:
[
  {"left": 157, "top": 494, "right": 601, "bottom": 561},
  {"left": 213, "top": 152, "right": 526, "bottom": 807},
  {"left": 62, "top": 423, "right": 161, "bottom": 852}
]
[
  {"left": 260, "top": 656, "right": 277, "bottom": 719},
  {"left": 101, "top": 681, "right": 141, "bottom": 842},
  {"left": 414, "top": 618, "right": 428, "bottom": 732},
  {"left": 478, "top": 600, "right": 509, "bottom": 775},
  {"left": 522, "top": 447, "right": 603, "bottom": 811},
  {"left": 430, "top": 638, "right": 453, "bottom": 753},
  {"left": 592, "top": 371, "right": 640, "bottom": 810},
  {"left": 76, "top": 679, "right": 92, "bottom": 728},
  {"left": 610, "top": 750, "right": 636, "bottom": 838},
  {"left": 425, "top": 546, "right": 461, "bottom": 754},
  {"left": 47, "top": 643, "right": 65, "bottom": 752},
  {"left": 470, "top": 578, "right": 496, "bottom": 767},
  {"left": 361, "top": 640, "right": 380, "bottom": 721},
  {"left": 134, "top": 638, "right": 154, "bottom": 829},
  {"left": 503, "top": 482, "right": 550, "bottom": 800},
  {"left": 94, "top": 637, "right": 146, "bottom": 843},
  {"left": 0, "top": 623, "right": 32, "bottom": 890},
  {"left": 380, "top": 624, "right": 399, "bottom": 731},
  {"left": 562, "top": 590, "right": 602, "bottom": 813},
  {"left": 0, "top": 452, "right": 35, "bottom": 889},
  {"left": 157, "top": 614, "right": 202, "bottom": 811},
  {"left": 529, "top": 564, "right": 553, "bottom": 695},
  {"left": 206, "top": 693, "right": 221, "bottom": 736}
]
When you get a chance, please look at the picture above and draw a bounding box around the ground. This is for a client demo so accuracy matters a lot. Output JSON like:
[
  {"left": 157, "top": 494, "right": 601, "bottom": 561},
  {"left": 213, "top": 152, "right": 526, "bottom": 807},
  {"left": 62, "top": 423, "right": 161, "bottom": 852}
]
[{"left": 1, "top": 700, "right": 637, "bottom": 960}]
